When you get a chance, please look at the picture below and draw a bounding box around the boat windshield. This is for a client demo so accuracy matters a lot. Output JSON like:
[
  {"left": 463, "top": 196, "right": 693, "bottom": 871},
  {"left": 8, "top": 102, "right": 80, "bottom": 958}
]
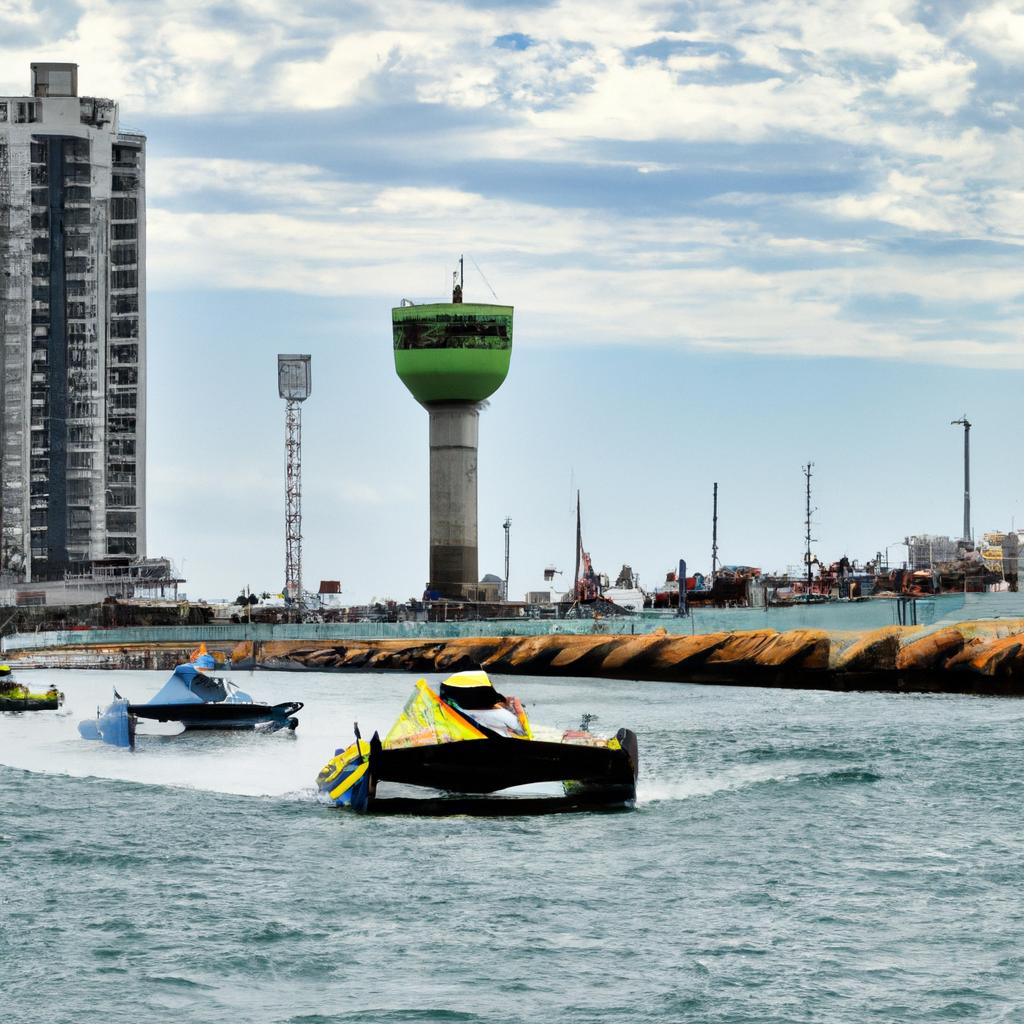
[
  {"left": 384, "top": 680, "right": 487, "bottom": 749},
  {"left": 146, "top": 664, "right": 229, "bottom": 705}
]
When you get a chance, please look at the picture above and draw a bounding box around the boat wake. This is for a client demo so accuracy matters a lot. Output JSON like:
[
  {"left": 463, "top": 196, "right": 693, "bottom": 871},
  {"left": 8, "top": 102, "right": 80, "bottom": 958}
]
[{"left": 638, "top": 759, "right": 881, "bottom": 804}]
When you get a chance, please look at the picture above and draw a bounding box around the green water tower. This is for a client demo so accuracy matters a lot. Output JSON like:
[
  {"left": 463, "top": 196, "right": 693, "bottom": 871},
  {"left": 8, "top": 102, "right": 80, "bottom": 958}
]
[{"left": 393, "top": 263, "right": 513, "bottom": 600}]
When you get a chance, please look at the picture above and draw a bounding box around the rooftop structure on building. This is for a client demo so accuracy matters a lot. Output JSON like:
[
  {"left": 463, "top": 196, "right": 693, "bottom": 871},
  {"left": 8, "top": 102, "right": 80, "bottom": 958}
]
[
  {"left": 905, "top": 535, "right": 961, "bottom": 571},
  {"left": 0, "top": 63, "right": 146, "bottom": 585}
]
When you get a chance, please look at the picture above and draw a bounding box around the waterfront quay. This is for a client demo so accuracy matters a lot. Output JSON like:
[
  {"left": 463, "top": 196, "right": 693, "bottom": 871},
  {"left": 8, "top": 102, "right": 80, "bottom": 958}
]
[{"left": 6, "top": 592, "right": 1024, "bottom": 696}]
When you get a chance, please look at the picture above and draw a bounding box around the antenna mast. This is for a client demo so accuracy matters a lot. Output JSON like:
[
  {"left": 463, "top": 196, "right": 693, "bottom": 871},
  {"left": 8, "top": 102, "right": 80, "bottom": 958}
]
[
  {"left": 574, "top": 491, "right": 582, "bottom": 602},
  {"left": 711, "top": 482, "right": 719, "bottom": 585},
  {"left": 951, "top": 415, "right": 971, "bottom": 542},
  {"left": 502, "top": 516, "right": 511, "bottom": 602},
  {"left": 804, "top": 463, "right": 816, "bottom": 598}
]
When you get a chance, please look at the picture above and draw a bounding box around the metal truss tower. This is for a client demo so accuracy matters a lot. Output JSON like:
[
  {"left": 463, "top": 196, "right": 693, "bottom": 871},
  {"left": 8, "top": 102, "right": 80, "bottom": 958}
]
[{"left": 278, "top": 355, "right": 311, "bottom": 607}]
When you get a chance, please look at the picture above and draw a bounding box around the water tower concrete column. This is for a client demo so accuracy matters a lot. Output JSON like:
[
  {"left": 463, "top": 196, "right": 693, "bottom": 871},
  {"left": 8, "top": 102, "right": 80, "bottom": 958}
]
[{"left": 428, "top": 403, "right": 479, "bottom": 597}]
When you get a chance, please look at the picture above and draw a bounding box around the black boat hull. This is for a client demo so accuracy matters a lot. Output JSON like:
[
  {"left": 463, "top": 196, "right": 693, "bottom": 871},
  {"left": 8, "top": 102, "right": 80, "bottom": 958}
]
[
  {"left": 0, "top": 696, "right": 59, "bottom": 712},
  {"left": 365, "top": 727, "right": 639, "bottom": 811},
  {"left": 129, "top": 701, "right": 303, "bottom": 731}
]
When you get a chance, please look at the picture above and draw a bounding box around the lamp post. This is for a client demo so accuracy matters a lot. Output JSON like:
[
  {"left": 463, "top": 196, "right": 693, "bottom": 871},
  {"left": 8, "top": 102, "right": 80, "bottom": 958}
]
[
  {"left": 951, "top": 416, "right": 971, "bottom": 543},
  {"left": 884, "top": 541, "right": 905, "bottom": 570}
]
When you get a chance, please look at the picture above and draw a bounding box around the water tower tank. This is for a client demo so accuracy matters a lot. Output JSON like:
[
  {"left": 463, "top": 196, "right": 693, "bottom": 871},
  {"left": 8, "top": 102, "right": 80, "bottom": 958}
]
[{"left": 392, "top": 302, "right": 513, "bottom": 405}]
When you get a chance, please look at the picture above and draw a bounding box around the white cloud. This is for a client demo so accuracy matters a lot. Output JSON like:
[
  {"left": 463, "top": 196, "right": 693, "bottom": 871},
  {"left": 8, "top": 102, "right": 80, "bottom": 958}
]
[
  {"left": 2, "top": 0, "right": 1022, "bottom": 370},
  {"left": 961, "top": 3, "right": 1024, "bottom": 61},
  {"left": 884, "top": 58, "right": 975, "bottom": 115}
]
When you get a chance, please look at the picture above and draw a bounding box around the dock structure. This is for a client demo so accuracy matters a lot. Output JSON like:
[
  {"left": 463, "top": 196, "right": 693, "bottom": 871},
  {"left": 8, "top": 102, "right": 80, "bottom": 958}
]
[{"left": 393, "top": 261, "right": 513, "bottom": 602}]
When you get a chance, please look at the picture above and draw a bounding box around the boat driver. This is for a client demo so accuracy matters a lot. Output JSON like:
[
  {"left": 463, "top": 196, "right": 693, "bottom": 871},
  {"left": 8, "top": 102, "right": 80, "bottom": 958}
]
[{"left": 438, "top": 670, "right": 526, "bottom": 738}]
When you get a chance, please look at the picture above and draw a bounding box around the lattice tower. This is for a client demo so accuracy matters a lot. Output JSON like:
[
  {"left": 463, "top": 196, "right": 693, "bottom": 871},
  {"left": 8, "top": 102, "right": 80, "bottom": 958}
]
[{"left": 284, "top": 398, "right": 302, "bottom": 604}]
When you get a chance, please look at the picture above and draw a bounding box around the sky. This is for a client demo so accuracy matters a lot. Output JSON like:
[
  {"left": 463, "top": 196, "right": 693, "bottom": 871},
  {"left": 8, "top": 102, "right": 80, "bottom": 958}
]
[{"left": 2, "top": 0, "right": 1023, "bottom": 602}]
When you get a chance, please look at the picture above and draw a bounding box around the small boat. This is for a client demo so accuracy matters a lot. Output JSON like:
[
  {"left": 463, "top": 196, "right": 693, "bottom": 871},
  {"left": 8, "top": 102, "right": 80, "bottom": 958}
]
[
  {"left": 316, "top": 670, "right": 638, "bottom": 815},
  {"left": 0, "top": 664, "right": 63, "bottom": 711},
  {"left": 78, "top": 653, "right": 302, "bottom": 748}
]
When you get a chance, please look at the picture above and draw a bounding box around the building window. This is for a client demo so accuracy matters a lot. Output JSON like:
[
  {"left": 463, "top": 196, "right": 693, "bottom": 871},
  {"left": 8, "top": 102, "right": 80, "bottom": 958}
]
[
  {"left": 16, "top": 101, "right": 38, "bottom": 124},
  {"left": 111, "top": 198, "right": 137, "bottom": 220},
  {"left": 111, "top": 269, "right": 137, "bottom": 290},
  {"left": 111, "top": 245, "right": 137, "bottom": 266},
  {"left": 111, "top": 320, "right": 138, "bottom": 339},
  {"left": 64, "top": 208, "right": 90, "bottom": 227},
  {"left": 0, "top": 102, "right": 7, "bottom": 122},
  {"left": 109, "top": 366, "right": 138, "bottom": 386},
  {"left": 109, "top": 438, "right": 136, "bottom": 457},
  {"left": 111, "top": 343, "right": 138, "bottom": 363},
  {"left": 106, "top": 510, "right": 137, "bottom": 533},
  {"left": 108, "top": 416, "right": 136, "bottom": 434}
]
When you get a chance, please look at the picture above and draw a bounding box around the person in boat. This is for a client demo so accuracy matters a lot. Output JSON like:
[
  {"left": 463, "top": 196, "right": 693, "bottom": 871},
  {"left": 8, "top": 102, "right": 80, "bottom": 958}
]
[
  {"left": 0, "top": 664, "right": 26, "bottom": 698},
  {"left": 438, "top": 670, "right": 527, "bottom": 738}
]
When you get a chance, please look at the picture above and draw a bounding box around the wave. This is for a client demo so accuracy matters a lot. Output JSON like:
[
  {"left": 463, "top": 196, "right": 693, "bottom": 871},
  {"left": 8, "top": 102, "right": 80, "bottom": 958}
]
[{"left": 639, "top": 761, "right": 881, "bottom": 803}]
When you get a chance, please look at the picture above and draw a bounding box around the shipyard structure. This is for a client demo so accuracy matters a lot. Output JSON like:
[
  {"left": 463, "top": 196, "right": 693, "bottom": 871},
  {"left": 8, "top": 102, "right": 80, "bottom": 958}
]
[
  {"left": 0, "top": 64, "right": 169, "bottom": 606},
  {"left": 393, "top": 272, "right": 513, "bottom": 601}
]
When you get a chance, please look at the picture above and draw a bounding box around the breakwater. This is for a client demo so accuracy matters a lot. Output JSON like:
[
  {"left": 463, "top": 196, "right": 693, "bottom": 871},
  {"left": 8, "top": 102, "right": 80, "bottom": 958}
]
[
  {"left": 235, "top": 621, "right": 1024, "bottom": 694},
  {"left": 10, "top": 620, "right": 1024, "bottom": 695}
]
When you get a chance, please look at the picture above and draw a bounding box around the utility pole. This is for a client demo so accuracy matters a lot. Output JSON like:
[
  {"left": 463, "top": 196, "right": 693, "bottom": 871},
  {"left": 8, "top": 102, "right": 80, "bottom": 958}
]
[
  {"left": 804, "top": 463, "right": 816, "bottom": 598},
  {"left": 278, "top": 355, "right": 312, "bottom": 615},
  {"left": 502, "top": 516, "right": 511, "bottom": 602},
  {"left": 711, "top": 482, "right": 719, "bottom": 585},
  {"left": 574, "top": 491, "right": 582, "bottom": 602},
  {"left": 951, "top": 416, "right": 971, "bottom": 543}
]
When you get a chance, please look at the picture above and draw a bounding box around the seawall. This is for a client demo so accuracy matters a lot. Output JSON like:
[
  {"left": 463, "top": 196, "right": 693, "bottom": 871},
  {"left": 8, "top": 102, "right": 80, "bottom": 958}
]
[{"left": 9, "top": 620, "right": 1024, "bottom": 695}]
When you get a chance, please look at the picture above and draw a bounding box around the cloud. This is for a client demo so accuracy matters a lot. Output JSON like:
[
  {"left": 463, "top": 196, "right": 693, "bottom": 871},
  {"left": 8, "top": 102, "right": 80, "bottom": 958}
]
[{"left": 3, "top": 0, "right": 1023, "bottom": 369}]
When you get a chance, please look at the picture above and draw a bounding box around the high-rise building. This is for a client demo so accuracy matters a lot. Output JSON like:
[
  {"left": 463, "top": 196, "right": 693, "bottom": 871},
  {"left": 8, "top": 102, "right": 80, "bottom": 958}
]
[{"left": 0, "top": 63, "right": 145, "bottom": 583}]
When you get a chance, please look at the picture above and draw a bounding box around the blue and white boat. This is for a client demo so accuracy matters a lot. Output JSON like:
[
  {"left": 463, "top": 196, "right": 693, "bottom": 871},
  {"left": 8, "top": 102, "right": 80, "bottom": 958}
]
[{"left": 78, "top": 653, "right": 302, "bottom": 748}]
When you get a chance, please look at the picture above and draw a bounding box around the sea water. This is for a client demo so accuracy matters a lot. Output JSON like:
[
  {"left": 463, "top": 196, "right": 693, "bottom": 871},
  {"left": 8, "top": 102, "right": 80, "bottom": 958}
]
[{"left": 1, "top": 669, "right": 1022, "bottom": 1023}]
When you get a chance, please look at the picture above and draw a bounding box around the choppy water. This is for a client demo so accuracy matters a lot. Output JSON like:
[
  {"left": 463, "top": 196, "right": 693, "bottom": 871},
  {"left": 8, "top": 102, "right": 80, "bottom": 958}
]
[{"left": 2, "top": 669, "right": 1023, "bottom": 1023}]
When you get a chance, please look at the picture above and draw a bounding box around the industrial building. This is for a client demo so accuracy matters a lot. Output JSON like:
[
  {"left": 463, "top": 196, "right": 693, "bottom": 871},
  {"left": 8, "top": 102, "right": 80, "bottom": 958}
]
[{"left": 0, "top": 63, "right": 147, "bottom": 592}]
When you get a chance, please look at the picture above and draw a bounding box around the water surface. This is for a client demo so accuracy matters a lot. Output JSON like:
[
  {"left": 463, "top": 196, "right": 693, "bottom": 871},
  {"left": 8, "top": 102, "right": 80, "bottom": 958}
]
[{"left": 2, "top": 669, "right": 1022, "bottom": 1023}]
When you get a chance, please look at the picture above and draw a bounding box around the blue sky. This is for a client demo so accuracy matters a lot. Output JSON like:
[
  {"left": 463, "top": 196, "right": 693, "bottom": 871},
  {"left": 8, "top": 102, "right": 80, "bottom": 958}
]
[{"left": 2, "top": 1, "right": 1023, "bottom": 601}]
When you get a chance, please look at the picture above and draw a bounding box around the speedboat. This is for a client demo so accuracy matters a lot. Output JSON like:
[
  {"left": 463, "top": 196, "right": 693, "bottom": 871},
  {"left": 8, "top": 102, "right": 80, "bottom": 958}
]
[
  {"left": 78, "top": 653, "right": 302, "bottom": 748},
  {"left": 0, "top": 664, "right": 63, "bottom": 711},
  {"left": 316, "top": 670, "right": 638, "bottom": 815}
]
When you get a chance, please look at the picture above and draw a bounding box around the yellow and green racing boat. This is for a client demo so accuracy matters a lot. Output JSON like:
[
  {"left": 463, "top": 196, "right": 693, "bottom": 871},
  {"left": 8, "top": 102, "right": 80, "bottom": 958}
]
[{"left": 316, "top": 670, "right": 638, "bottom": 815}]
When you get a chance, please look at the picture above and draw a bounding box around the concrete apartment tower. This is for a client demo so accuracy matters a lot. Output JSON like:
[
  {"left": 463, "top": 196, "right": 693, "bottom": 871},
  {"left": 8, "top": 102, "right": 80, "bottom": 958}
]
[
  {"left": 0, "top": 64, "right": 145, "bottom": 582},
  {"left": 393, "top": 269, "right": 513, "bottom": 601}
]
